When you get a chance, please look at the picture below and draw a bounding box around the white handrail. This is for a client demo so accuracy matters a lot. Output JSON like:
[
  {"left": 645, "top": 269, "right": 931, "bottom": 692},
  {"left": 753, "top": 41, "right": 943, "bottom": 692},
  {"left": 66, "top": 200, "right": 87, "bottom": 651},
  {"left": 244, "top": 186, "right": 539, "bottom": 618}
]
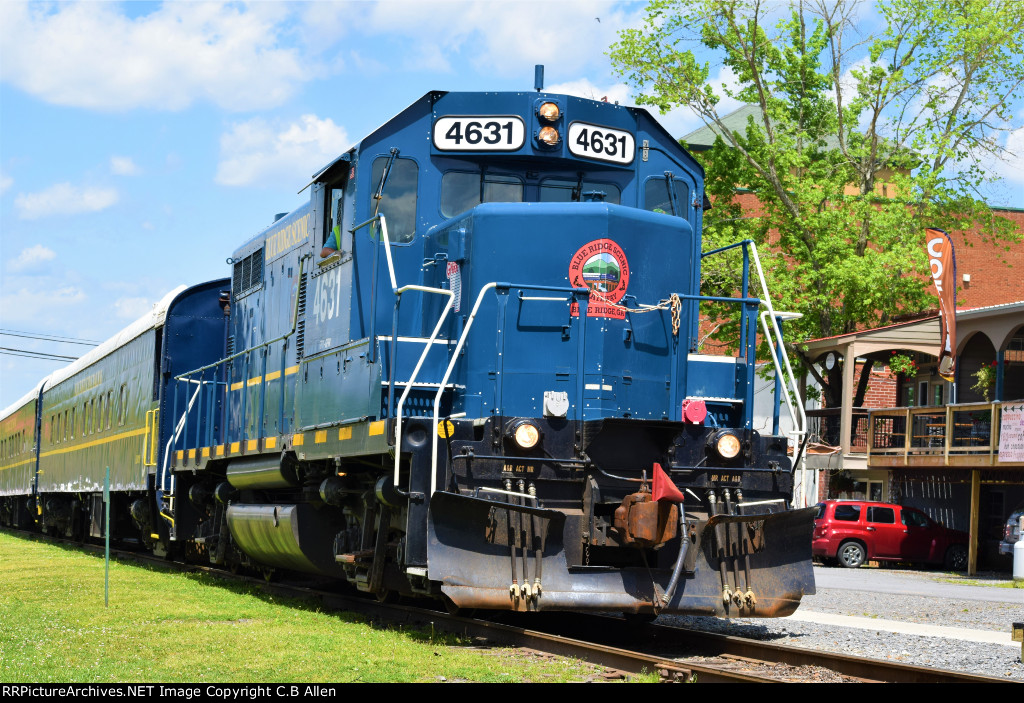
[
  {"left": 430, "top": 282, "right": 499, "bottom": 496},
  {"left": 392, "top": 284, "right": 454, "bottom": 490},
  {"left": 759, "top": 310, "right": 806, "bottom": 435},
  {"left": 158, "top": 380, "right": 205, "bottom": 505},
  {"left": 745, "top": 241, "right": 811, "bottom": 506}
]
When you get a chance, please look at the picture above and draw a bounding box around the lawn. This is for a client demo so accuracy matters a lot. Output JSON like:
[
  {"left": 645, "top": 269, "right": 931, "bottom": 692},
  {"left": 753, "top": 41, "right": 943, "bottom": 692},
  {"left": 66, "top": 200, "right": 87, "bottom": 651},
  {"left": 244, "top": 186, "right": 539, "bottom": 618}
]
[{"left": 0, "top": 532, "right": 641, "bottom": 683}]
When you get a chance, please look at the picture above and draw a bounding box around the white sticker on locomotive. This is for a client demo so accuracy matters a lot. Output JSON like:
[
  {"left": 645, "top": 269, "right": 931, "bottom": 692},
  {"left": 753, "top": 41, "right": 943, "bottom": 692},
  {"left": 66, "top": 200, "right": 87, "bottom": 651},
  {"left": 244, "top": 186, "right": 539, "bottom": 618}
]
[
  {"left": 433, "top": 116, "right": 526, "bottom": 151},
  {"left": 567, "top": 122, "right": 635, "bottom": 165},
  {"left": 446, "top": 261, "right": 462, "bottom": 313}
]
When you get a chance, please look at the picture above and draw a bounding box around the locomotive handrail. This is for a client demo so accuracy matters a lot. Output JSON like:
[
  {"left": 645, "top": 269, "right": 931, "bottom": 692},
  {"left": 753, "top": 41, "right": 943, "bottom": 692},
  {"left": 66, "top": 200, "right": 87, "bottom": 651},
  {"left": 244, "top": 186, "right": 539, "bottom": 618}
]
[
  {"left": 391, "top": 283, "right": 455, "bottom": 496},
  {"left": 350, "top": 214, "right": 397, "bottom": 366},
  {"left": 702, "top": 238, "right": 809, "bottom": 505},
  {"left": 166, "top": 254, "right": 308, "bottom": 488},
  {"left": 348, "top": 215, "right": 458, "bottom": 497},
  {"left": 427, "top": 281, "right": 592, "bottom": 496}
]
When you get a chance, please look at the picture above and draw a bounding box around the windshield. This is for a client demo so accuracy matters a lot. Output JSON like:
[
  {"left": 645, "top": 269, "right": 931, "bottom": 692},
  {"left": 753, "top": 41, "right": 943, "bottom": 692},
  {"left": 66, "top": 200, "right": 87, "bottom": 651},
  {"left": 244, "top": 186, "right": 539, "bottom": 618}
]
[{"left": 439, "top": 166, "right": 623, "bottom": 219}]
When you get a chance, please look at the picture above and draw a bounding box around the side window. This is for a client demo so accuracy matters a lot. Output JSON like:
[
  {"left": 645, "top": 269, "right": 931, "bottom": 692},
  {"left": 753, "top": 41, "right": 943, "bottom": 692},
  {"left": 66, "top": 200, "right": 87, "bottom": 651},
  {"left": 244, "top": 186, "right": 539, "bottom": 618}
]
[
  {"left": 833, "top": 504, "right": 862, "bottom": 521},
  {"left": 324, "top": 186, "right": 345, "bottom": 250},
  {"left": 644, "top": 176, "right": 690, "bottom": 217},
  {"left": 107, "top": 391, "right": 113, "bottom": 429},
  {"left": 118, "top": 385, "right": 127, "bottom": 426},
  {"left": 440, "top": 171, "right": 524, "bottom": 218},
  {"left": 370, "top": 157, "right": 418, "bottom": 243},
  {"left": 902, "top": 509, "right": 929, "bottom": 528},
  {"left": 645, "top": 177, "right": 674, "bottom": 215},
  {"left": 867, "top": 506, "right": 895, "bottom": 524}
]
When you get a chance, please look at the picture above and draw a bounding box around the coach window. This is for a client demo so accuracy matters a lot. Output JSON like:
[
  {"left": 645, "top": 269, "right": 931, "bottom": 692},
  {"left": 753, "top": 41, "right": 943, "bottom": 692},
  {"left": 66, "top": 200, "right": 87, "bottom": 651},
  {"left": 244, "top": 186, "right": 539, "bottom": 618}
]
[
  {"left": 118, "top": 385, "right": 127, "bottom": 426},
  {"left": 370, "top": 157, "right": 418, "bottom": 243},
  {"left": 539, "top": 178, "right": 621, "bottom": 204},
  {"left": 440, "top": 171, "right": 523, "bottom": 218},
  {"left": 106, "top": 391, "right": 113, "bottom": 429}
]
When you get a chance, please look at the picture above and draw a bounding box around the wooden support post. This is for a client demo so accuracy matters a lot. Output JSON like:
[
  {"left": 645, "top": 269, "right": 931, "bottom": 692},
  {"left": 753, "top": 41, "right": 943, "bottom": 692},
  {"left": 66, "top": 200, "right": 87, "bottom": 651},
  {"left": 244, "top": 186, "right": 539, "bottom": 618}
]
[
  {"left": 839, "top": 343, "right": 856, "bottom": 457},
  {"left": 969, "top": 469, "right": 980, "bottom": 576}
]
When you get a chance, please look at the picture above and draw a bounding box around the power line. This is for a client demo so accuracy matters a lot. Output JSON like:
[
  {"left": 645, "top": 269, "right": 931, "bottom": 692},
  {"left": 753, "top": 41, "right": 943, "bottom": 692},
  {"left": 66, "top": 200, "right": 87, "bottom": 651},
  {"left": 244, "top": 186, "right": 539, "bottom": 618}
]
[
  {"left": 0, "top": 347, "right": 79, "bottom": 362},
  {"left": 0, "top": 328, "right": 101, "bottom": 346}
]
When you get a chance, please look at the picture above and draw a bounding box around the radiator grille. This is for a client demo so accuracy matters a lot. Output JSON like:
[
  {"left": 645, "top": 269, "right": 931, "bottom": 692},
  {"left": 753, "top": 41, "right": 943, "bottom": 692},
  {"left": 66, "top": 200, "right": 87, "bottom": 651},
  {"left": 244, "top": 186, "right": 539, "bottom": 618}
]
[
  {"left": 296, "top": 273, "right": 307, "bottom": 359},
  {"left": 232, "top": 248, "right": 264, "bottom": 298}
]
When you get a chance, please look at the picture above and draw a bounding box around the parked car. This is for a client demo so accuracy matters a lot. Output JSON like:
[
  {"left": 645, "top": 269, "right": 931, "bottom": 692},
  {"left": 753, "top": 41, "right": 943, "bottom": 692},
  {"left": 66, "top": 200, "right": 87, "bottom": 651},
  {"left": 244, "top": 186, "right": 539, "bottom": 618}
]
[
  {"left": 998, "top": 503, "right": 1024, "bottom": 557},
  {"left": 813, "top": 499, "right": 969, "bottom": 570}
]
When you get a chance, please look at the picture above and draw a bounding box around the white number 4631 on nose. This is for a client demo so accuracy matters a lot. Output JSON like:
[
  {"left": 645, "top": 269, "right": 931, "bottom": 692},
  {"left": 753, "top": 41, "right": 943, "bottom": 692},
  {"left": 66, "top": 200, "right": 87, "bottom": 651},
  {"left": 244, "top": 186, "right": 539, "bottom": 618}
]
[{"left": 568, "top": 122, "right": 635, "bottom": 165}]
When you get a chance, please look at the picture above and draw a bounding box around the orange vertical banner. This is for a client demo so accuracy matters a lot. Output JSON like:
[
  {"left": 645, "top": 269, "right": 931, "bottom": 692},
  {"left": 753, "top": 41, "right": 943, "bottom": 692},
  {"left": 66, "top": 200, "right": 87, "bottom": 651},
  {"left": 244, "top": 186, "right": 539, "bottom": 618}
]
[{"left": 925, "top": 228, "right": 957, "bottom": 381}]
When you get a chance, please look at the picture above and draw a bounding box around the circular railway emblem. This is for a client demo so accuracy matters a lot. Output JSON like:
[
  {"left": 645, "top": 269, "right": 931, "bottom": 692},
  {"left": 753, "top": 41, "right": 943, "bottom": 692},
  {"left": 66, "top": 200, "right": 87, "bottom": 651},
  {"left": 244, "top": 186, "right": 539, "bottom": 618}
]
[{"left": 568, "top": 239, "right": 630, "bottom": 319}]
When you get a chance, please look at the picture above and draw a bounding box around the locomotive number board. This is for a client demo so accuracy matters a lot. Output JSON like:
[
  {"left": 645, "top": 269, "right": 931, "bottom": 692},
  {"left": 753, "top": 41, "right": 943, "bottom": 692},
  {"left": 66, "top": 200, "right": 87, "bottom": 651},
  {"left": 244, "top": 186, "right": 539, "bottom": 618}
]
[
  {"left": 433, "top": 116, "right": 526, "bottom": 151},
  {"left": 567, "top": 122, "right": 635, "bottom": 165}
]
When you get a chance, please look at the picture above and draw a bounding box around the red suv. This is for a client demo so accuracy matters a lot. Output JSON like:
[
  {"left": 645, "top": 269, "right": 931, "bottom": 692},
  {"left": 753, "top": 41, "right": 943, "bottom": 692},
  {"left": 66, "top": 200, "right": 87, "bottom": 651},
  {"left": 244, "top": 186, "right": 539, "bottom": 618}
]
[{"left": 813, "top": 500, "right": 968, "bottom": 570}]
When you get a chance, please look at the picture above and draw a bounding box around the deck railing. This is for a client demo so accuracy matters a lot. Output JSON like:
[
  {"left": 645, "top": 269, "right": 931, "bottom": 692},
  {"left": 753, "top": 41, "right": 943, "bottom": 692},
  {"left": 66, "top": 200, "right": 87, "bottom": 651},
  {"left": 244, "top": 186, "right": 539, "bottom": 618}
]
[
  {"left": 805, "top": 408, "right": 870, "bottom": 453},
  {"left": 866, "top": 401, "right": 1007, "bottom": 464}
]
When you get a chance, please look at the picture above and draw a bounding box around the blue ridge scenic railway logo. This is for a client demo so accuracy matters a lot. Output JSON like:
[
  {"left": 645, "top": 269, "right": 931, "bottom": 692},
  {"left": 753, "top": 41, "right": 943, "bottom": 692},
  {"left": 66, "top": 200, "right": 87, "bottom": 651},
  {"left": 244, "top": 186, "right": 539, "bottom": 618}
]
[{"left": 568, "top": 238, "right": 630, "bottom": 319}]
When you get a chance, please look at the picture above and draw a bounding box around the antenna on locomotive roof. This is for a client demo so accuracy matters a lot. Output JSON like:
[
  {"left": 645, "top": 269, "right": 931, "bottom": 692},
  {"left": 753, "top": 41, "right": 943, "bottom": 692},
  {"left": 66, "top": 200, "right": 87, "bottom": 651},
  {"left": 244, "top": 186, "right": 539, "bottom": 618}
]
[{"left": 534, "top": 65, "right": 544, "bottom": 92}]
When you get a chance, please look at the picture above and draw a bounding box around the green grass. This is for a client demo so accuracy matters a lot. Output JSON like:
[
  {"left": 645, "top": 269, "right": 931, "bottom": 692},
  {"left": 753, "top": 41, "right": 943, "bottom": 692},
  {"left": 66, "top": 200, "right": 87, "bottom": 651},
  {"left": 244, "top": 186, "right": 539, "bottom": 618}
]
[
  {"left": 934, "top": 575, "right": 1024, "bottom": 589},
  {"left": 0, "top": 532, "right": 648, "bottom": 683}
]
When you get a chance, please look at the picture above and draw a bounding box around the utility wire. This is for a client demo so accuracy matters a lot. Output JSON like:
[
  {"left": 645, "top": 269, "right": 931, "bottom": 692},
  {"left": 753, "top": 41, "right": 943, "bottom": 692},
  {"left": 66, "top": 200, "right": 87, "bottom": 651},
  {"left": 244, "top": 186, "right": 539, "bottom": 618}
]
[
  {"left": 0, "top": 328, "right": 101, "bottom": 346},
  {"left": 0, "top": 347, "right": 79, "bottom": 362}
]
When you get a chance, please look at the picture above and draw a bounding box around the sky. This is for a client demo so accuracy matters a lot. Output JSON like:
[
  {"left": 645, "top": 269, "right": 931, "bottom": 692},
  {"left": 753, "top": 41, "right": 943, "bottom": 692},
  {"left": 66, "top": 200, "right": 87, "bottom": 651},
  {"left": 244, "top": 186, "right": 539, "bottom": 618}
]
[{"left": 2, "top": 0, "right": 1022, "bottom": 410}]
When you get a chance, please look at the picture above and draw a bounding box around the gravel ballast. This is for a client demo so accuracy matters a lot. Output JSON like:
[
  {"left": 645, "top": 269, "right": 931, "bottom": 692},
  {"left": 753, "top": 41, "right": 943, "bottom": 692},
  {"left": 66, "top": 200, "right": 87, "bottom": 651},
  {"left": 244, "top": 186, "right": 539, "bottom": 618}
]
[{"left": 658, "top": 566, "right": 1024, "bottom": 681}]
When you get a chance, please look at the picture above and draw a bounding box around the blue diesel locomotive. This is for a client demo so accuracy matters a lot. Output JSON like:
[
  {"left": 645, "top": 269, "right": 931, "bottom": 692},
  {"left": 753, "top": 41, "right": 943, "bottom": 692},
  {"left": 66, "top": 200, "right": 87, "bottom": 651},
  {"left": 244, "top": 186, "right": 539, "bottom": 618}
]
[{"left": 1, "top": 81, "right": 814, "bottom": 617}]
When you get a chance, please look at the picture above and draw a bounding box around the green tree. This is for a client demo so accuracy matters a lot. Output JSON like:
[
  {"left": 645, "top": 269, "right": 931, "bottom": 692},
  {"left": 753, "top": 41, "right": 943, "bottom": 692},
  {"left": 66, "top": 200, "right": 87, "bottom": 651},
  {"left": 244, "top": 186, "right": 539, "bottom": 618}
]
[{"left": 610, "top": 0, "right": 1023, "bottom": 403}]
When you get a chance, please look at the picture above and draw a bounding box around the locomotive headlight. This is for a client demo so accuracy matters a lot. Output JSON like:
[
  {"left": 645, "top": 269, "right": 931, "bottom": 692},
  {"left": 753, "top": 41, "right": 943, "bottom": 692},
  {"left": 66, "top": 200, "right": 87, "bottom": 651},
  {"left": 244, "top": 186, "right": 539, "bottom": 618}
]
[
  {"left": 538, "top": 102, "right": 560, "bottom": 122},
  {"left": 537, "top": 126, "right": 560, "bottom": 147},
  {"left": 508, "top": 420, "right": 541, "bottom": 450},
  {"left": 710, "top": 431, "right": 742, "bottom": 460}
]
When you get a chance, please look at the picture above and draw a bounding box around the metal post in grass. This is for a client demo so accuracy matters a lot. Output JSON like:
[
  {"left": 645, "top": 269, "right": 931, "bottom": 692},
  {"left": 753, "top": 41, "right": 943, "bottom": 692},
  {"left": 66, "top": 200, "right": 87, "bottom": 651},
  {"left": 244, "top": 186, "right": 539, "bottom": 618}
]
[{"left": 104, "top": 466, "right": 110, "bottom": 607}]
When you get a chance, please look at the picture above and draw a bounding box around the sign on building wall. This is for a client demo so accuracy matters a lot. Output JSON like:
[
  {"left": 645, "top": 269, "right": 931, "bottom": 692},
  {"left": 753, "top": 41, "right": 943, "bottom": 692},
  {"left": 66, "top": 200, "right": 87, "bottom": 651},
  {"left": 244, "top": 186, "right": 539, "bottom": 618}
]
[{"left": 999, "top": 403, "right": 1024, "bottom": 462}]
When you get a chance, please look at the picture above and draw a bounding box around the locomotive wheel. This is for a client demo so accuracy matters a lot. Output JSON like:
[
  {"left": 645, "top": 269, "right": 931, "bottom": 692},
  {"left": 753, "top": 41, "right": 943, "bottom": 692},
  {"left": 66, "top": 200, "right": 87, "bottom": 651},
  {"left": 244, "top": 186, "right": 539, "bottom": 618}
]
[
  {"left": 837, "top": 541, "right": 865, "bottom": 568},
  {"left": 375, "top": 589, "right": 398, "bottom": 604}
]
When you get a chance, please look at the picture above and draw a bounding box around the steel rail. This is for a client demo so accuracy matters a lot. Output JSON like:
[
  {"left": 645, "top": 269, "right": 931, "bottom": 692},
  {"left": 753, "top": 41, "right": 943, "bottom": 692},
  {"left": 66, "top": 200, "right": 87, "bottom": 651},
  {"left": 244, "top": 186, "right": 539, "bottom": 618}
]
[{"left": 5, "top": 528, "right": 1013, "bottom": 684}]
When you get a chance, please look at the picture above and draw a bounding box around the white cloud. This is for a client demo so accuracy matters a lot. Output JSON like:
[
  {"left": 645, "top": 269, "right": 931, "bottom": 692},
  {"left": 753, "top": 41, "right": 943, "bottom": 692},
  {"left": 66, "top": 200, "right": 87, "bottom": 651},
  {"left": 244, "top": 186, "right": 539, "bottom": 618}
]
[
  {"left": 8, "top": 245, "right": 56, "bottom": 272},
  {"left": 546, "top": 79, "right": 633, "bottom": 105},
  {"left": 0, "top": 2, "right": 307, "bottom": 112},
  {"left": 354, "top": 1, "right": 639, "bottom": 79},
  {"left": 216, "top": 115, "right": 349, "bottom": 188},
  {"left": 113, "top": 297, "right": 155, "bottom": 320},
  {"left": 0, "top": 171, "right": 11, "bottom": 194},
  {"left": 995, "top": 127, "right": 1024, "bottom": 186},
  {"left": 14, "top": 182, "right": 119, "bottom": 220},
  {"left": 0, "top": 286, "right": 88, "bottom": 324},
  {"left": 110, "top": 156, "right": 140, "bottom": 176}
]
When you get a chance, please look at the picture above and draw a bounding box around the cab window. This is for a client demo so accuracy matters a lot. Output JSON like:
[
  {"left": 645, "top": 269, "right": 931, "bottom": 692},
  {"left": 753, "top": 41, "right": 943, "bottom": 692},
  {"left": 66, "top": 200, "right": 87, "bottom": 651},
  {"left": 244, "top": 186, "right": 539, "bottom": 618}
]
[
  {"left": 323, "top": 185, "right": 345, "bottom": 250},
  {"left": 440, "top": 171, "right": 523, "bottom": 218},
  {"left": 539, "top": 178, "right": 620, "bottom": 204},
  {"left": 370, "top": 157, "right": 418, "bottom": 243},
  {"left": 644, "top": 176, "right": 690, "bottom": 217}
]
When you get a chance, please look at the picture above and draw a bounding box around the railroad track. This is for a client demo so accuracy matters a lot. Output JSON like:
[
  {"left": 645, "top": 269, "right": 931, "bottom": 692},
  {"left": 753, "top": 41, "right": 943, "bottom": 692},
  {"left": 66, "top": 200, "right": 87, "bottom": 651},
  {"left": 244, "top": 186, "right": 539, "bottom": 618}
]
[{"left": 6, "top": 529, "right": 1012, "bottom": 683}]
